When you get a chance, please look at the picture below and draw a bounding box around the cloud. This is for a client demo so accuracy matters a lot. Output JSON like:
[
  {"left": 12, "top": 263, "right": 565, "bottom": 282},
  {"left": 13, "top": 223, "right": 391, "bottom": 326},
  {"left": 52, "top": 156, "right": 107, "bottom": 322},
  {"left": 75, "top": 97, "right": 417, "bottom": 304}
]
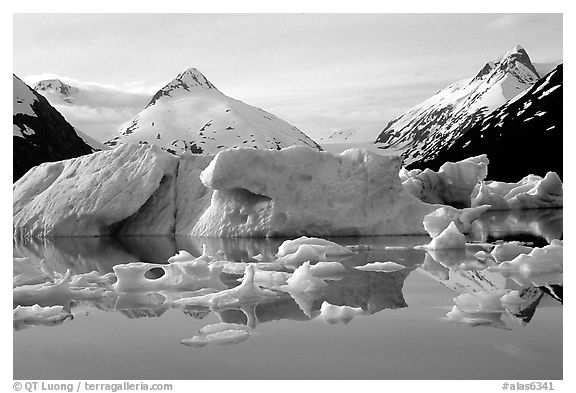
[
  {"left": 486, "top": 14, "right": 539, "bottom": 30},
  {"left": 23, "top": 73, "right": 154, "bottom": 142}
]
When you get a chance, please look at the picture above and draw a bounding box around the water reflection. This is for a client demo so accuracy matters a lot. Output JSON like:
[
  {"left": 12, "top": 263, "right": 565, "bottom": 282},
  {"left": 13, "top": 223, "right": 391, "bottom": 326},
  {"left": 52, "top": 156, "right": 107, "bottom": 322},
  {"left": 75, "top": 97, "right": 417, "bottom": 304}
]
[{"left": 13, "top": 209, "right": 563, "bottom": 339}]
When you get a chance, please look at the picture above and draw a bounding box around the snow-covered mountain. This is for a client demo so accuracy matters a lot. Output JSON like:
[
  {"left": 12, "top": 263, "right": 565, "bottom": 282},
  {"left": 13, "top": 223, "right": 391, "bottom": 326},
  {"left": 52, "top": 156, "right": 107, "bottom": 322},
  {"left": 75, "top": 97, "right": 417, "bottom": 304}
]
[
  {"left": 409, "top": 64, "right": 562, "bottom": 182},
  {"left": 374, "top": 45, "right": 541, "bottom": 165},
  {"left": 105, "top": 68, "right": 321, "bottom": 154},
  {"left": 13, "top": 75, "right": 96, "bottom": 181}
]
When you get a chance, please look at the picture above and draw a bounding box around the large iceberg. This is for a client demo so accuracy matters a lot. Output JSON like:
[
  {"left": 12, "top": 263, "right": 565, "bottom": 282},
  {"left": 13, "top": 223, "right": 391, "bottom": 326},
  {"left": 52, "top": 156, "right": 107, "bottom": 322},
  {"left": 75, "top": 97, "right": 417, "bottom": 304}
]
[
  {"left": 14, "top": 144, "right": 178, "bottom": 237},
  {"left": 189, "top": 147, "right": 436, "bottom": 236},
  {"left": 14, "top": 145, "right": 436, "bottom": 237}
]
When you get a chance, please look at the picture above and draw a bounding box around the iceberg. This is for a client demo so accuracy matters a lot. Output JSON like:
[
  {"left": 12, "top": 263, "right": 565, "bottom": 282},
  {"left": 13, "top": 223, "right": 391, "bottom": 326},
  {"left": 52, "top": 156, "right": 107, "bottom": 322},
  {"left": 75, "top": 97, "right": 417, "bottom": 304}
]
[
  {"left": 189, "top": 146, "right": 436, "bottom": 236},
  {"left": 14, "top": 144, "right": 178, "bottom": 237},
  {"left": 14, "top": 145, "right": 437, "bottom": 237},
  {"left": 471, "top": 172, "right": 562, "bottom": 210},
  {"left": 401, "top": 155, "right": 488, "bottom": 208}
]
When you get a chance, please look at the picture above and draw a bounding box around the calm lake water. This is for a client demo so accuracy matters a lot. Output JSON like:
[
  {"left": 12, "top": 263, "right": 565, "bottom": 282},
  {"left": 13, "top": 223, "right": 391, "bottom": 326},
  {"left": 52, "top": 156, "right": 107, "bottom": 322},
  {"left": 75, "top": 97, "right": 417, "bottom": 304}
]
[{"left": 13, "top": 209, "right": 563, "bottom": 380}]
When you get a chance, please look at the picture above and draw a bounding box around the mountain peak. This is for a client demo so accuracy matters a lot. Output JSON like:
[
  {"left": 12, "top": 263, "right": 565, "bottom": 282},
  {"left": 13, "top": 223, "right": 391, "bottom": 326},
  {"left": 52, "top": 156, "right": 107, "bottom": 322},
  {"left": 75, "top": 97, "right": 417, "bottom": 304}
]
[
  {"left": 500, "top": 44, "right": 539, "bottom": 78},
  {"left": 146, "top": 67, "right": 217, "bottom": 107},
  {"left": 175, "top": 67, "right": 215, "bottom": 89},
  {"left": 33, "top": 79, "right": 73, "bottom": 96}
]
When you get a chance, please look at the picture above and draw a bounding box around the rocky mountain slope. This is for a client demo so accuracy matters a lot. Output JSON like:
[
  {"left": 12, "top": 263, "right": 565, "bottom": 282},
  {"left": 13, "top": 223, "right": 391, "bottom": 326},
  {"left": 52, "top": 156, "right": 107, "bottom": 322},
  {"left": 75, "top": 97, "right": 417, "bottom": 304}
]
[
  {"left": 408, "top": 65, "right": 562, "bottom": 182},
  {"left": 374, "top": 45, "right": 541, "bottom": 165},
  {"left": 13, "top": 75, "right": 97, "bottom": 181}
]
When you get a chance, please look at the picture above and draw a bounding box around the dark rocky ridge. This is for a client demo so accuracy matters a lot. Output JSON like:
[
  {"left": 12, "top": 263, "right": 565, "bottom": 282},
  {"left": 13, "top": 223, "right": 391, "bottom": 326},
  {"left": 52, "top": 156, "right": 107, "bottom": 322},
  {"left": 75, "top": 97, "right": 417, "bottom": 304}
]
[
  {"left": 13, "top": 75, "right": 96, "bottom": 181},
  {"left": 408, "top": 65, "right": 562, "bottom": 182}
]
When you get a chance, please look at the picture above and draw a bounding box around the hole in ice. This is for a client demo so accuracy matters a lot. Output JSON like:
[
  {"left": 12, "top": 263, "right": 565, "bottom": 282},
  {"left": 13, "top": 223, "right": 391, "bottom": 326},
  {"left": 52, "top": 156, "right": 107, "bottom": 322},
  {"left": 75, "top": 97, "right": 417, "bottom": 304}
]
[{"left": 144, "top": 267, "right": 165, "bottom": 280}]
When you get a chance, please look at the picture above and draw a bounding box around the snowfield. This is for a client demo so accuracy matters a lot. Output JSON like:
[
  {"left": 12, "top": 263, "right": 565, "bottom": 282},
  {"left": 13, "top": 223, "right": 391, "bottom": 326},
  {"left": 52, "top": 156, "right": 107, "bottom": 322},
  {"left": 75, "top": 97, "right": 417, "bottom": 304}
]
[{"left": 105, "top": 68, "right": 321, "bottom": 154}]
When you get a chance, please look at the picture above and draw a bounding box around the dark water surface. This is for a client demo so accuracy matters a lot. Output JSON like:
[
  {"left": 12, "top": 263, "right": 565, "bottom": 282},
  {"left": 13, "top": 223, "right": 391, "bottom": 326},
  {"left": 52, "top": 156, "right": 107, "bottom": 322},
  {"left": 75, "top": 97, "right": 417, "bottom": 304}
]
[{"left": 13, "top": 209, "right": 563, "bottom": 380}]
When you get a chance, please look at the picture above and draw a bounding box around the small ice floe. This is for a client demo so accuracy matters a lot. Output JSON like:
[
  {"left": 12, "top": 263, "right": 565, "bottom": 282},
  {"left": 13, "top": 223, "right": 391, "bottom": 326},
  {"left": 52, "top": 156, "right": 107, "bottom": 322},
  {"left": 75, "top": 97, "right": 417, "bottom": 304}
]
[
  {"left": 198, "top": 322, "right": 250, "bottom": 335},
  {"left": 420, "top": 222, "right": 466, "bottom": 250},
  {"left": 423, "top": 205, "right": 491, "bottom": 238},
  {"left": 488, "top": 240, "right": 562, "bottom": 286},
  {"left": 13, "top": 304, "right": 72, "bottom": 330},
  {"left": 13, "top": 257, "right": 55, "bottom": 288},
  {"left": 279, "top": 262, "right": 328, "bottom": 317},
  {"left": 167, "top": 250, "right": 196, "bottom": 263},
  {"left": 13, "top": 270, "right": 106, "bottom": 307},
  {"left": 490, "top": 242, "right": 533, "bottom": 262},
  {"left": 112, "top": 259, "right": 225, "bottom": 292},
  {"left": 446, "top": 287, "right": 546, "bottom": 329},
  {"left": 276, "top": 236, "right": 353, "bottom": 258},
  {"left": 174, "top": 265, "right": 276, "bottom": 309},
  {"left": 354, "top": 261, "right": 406, "bottom": 273},
  {"left": 319, "top": 301, "right": 366, "bottom": 325},
  {"left": 181, "top": 325, "right": 251, "bottom": 347},
  {"left": 471, "top": 172, "right": 562, "bottom": 210},
  {"left": 274, "top": 244, "right": 327, "bottom": 267},
  {"left": 445, "top": 291, "right": 508, "bottom": 329},
  {"left": 309, "top": 261, "right": 346, "bottom": 277}
]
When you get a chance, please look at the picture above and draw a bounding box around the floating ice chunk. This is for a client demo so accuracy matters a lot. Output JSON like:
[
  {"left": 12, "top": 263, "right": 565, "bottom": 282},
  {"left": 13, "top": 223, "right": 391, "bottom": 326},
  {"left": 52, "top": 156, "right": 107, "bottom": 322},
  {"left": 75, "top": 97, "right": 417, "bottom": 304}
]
[
  {"left": 282, "top": 262, "right": 328, "bottom": 293},
  {"left": 13, "top": 257, "right": 54, "bottom": 287},
  {"left": 275, "top": 244, "right": 327, "bottom": 267},
  {"left": 319, "top": 301, "right": 365, "bottom": 325},
  {"left": 423, "top": 205, "right": 491, "bottom": 238},
  {"left": 174, "top": 265, "right": 276, "bottom": 309},
  {"left": 454, "top": 291, "right": 504, "bottom": 313},
  {"left": 69, "top": 271, "right": 116, "bottom": 288},
  {"left": 13, "top": 270, "right": 105, "bottom": 307},
  {"left": 422, "top": 222, "right": 466, "bottom": 250},
  {"left": 198, "top": 322, "right": 250, "bottom": 335},
  {"left": 167, "top": 250, "right": 196, "bottom": 263},
  {"left": 112, "top": 260, "right": 225, "bottom": 292},
  {"left": 488, "top": 240, "right": 562, "bottom": 286},
  {"left": 190, "top": 146, "right": 436, "bottom": 236},
  {"left": 181, "top": 329, "right": 251, "bottom": 347},
  {"left": 309, "top": 261, "right": 346, "bottom": 276},
  {"left": 471, "top": 172, "right": 562, "bottom": 210},
  {"left": 279, "top": 262, "right": 328, "bottom": 317},
  {"left": 276, "top": 237, "right": 353, "bottom": 258},
  {"left": 445, "top": 291, "right": 509, "bottom": 329},
  {"left": 13, "top": 304, "right": 72, "bottom": 330},
  {"left": 354, "top": 261, "right": 406, "bottom": 273},
  {"left": 402, "top": 155, "right": 488, "bottom": 208},
  {"left": 446, "top": 305, "right": 507, "bottom": 329},
  {"left": 491, "top": 242, "right": 533, "bottom": 262}
]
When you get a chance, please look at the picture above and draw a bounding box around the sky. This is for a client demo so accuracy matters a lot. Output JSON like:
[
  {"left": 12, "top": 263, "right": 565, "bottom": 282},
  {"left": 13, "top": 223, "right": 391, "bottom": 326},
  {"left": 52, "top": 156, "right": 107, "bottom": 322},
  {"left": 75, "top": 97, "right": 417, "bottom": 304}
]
[{"left": 13, "top": 13, "right": 563, "bottom": 142}]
